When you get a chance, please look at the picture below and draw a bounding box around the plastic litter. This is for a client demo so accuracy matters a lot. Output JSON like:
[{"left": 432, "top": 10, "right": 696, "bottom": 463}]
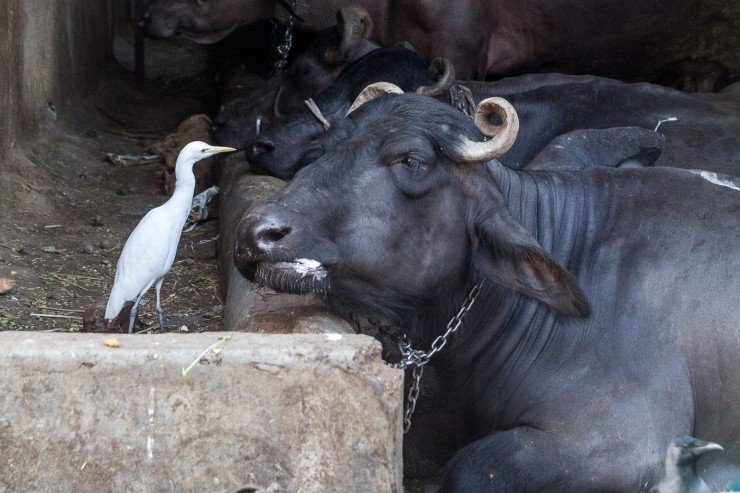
[{"left": 185, "top": 185, "right": 219, "bottom": 231}]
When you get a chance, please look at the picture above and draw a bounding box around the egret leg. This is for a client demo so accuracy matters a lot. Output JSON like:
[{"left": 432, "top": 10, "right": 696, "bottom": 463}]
[
  {"left": 129, "top": 279, "right": 156, "bottom": 334},
  {"left": 154, "top": 278, "right": 165, "bottom": 333},
  {"left": 128, "top": 293, "right": 145, "bottom": 334}
]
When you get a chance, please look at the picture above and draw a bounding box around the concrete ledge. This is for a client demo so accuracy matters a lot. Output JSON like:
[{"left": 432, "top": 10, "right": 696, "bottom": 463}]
[{"left": 0, "top": 332, "right": 403, "bottom": 493}]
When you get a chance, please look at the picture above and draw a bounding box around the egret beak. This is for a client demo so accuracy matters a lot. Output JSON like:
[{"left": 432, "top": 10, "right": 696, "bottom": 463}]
[
  {"left": 209, "top": 146, "right": 237, "bottom": 154},
  {"left": 691, "top": 441, "right": 724, "bottom": 456}
]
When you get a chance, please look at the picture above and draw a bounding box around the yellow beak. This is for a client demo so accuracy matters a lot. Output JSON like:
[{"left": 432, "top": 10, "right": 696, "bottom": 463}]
[{"left": 210, "top": 146, "right": 237, "bottom": 153}]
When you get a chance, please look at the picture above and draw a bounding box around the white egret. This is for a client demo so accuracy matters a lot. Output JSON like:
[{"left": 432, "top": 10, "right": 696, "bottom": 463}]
[{"left": 105, "top": 141, "right": 236, "bottom": 333}]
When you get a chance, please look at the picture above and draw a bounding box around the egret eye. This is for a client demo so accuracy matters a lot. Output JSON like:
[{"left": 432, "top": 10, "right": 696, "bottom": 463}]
[{"left": 201, "top": 148, "right": 208, "bottom": 153}]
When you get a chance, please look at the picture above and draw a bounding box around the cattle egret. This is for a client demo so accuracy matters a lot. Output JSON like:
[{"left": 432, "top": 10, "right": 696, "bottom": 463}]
[
  {"left": 105, "top": 141, "right": 236, "bottom": 333},
  {"left": 650, "top": 436, "right": 723, "bottom": 493}
]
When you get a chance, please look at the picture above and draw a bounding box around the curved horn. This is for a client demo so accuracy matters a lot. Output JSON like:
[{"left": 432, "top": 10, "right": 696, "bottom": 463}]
[
  {"left": 325, "top": 6, "right": 373, "bottom": 64},
  {"left": 458, "top": 97, "right": 519, "bottom": 163},
  {"left": 346, "top": 82, "right": 403, "bottom": 116},
  {"left": 416, "top": 58, "right": 455, "bottom": 97}
]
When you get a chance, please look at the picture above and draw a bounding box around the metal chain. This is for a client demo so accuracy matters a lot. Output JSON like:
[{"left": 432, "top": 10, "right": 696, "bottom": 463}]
[
  {"left": 273, "top": 0, "right": 298, "bottom": 73},
  {"left": 389, "top": 283, "right": 482, "bottom": 433}
]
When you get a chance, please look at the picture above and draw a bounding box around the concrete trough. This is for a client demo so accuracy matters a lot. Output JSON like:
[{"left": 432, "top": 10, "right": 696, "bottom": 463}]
[{"left": 0, "top": 332, "right": 404, "bottom": 492}]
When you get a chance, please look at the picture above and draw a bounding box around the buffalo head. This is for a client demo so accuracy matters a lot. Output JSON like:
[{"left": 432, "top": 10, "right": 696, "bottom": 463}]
[
  {"left": 235, "top": 86, "right": 588, "bottom": 324},
  {"left": 211, "top": 6, "right": 379, "bottom": 149},
  {"left": 245, "top": 45, "right": 455, "bottom": 179}
]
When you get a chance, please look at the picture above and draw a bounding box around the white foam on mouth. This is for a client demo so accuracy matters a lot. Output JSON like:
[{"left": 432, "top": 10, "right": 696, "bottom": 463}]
[
  {"left": 274, "top": 258, "right": 327, "bottom": 280},
  {"left": 690, "top": 170, "right": 740, "bottom": 191}
]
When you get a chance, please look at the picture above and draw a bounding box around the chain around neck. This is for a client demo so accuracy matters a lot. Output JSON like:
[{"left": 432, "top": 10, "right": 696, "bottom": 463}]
[
  {"left": 273, "top": 0, "right": 298, "bottom": 73},
  {"left": 389, "top": 282, "right": 483, "bottom": 433}
]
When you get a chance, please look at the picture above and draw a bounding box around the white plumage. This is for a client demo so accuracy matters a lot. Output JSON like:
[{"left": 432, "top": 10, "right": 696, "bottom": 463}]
[{"left": 105, "top": 141, "right": 235, "bottom": 332}]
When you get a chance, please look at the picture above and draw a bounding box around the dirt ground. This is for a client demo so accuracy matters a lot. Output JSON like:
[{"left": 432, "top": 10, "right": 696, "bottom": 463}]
[{"left": 0, "top": 68, "right": 226, "bottom": 334}]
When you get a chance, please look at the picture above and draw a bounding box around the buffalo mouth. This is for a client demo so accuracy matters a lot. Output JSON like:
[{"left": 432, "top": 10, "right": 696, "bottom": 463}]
[{"left": 253, "top": 259, "right": 330, "bottom": 295}]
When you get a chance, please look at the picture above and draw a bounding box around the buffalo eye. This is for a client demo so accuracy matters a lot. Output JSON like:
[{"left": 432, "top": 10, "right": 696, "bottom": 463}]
[
  {"left": 390, "top": 153, "right": 443, "bottom": 198},
  {"left": 400, "top": 155, "right": 429, "bottom": 175}
]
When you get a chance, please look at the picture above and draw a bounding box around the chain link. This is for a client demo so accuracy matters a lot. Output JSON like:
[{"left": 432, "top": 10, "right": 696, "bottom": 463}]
[
  {"left": 389, "top": 283, "right": 482, "bottom": 433},
  {"left": 273, "top": 0, "right": 298, "bottom": 73}
]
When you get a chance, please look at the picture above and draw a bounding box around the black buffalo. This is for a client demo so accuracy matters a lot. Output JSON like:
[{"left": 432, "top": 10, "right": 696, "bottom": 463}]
[
  {"left": 247, "top": 66, "right": 740, "bottom": 178},
  {"left": 246, "top": 44, "right": 454, "bottom": 178},
  {"left": 211, "top": 6, "right": 379, "bottom": 149},
  {"left": 468, "top": 76, "right": 740, "bottom": 176},
  {"left": 233, "top": 89, "right": 740, "bottom": 491}
]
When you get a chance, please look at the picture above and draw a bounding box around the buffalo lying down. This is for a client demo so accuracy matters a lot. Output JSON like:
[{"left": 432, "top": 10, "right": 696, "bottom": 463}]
[
  {"left": 234, "top": 87, "right": 740, "bottom": 491},
  {"left": 142, "top": 0, "right": 738, "bottom": 83},
  {"left": 247, "top": 50, "right": 739, "bottom": 179},
  {"left": 212, "top": 6, "right": 379, "bottom": 149},
  {"left": 247, "top": 45, "right": 454, "bottom": 178},
  {"left": 471, "top": 77, "right": 740, "bottom": 175}
]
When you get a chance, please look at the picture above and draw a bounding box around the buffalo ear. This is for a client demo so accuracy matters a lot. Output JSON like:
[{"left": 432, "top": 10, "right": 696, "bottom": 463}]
[{"left": 472, "top": 210, "right": 590, "bottom": 317}]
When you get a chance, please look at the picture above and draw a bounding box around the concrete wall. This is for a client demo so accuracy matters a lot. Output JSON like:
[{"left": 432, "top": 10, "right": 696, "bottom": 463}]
[
  {"left": 0, "top": 0, "right": 117, "bottom": 157},
  {"left": 0, "top": 332, "right": 404, "bottom": 492}
]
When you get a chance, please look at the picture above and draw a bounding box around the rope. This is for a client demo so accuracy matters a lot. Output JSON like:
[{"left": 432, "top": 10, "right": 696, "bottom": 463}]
[{"left": 304, "top": 98, "right": 331, "bottom": 130}]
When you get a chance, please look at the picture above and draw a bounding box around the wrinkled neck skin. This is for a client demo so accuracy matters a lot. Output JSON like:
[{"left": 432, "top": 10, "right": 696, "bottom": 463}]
[{"left": 403, "top": 163, "right": 591, "bottom": 422}]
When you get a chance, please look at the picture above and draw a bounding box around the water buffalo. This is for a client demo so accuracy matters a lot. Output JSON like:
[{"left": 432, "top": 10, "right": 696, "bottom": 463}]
[
  {"left": 467, "top": 77, "right": 740, "bottom": 176},
  {"left": 247, "top": 65, "right": 740, "bottom": 178},
  {"left": 211, "top": 6, "right": 379, "bottom": 149},
  {"left": 142, "top": 0, "right": 738, "bottom": 83},
  {"left": 246, "top": 44, "right": 454, "bottom": 178},
  {"left": 233, "top": 88, "right": 740, "bottom": 491}
]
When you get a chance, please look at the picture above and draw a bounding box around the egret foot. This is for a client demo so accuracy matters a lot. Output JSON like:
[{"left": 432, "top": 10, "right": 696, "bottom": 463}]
[{"left": 156, "top": 307, "right": 165, "bottom": 333}]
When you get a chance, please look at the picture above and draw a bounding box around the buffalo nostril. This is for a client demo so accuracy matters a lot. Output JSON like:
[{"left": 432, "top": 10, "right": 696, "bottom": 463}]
[
  {"left": 236, "top": 215, "right": 293, "bottom": 261},
  {"left": 263, "top": 227, "right": 290, "bottom": 242},
  {"left": 251, "top": 139, "right": 275, "bottom": 156},
  {"left": 256, "top": 225, "right": 291, "bottom": 249}
]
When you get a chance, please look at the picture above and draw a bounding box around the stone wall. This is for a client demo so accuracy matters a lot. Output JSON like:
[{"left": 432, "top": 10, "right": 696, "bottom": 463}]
[
  {"left": 0, "top": 332, "right": 404, "bottom": 492},
  {"left": 0, "top": 0, "right": 117, "bottom": 158}
]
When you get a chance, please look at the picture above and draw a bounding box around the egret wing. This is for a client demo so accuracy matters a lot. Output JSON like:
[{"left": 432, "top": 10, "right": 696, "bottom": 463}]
[{"left": 105, "top": 208, "right": 175, "bottom": 319}]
